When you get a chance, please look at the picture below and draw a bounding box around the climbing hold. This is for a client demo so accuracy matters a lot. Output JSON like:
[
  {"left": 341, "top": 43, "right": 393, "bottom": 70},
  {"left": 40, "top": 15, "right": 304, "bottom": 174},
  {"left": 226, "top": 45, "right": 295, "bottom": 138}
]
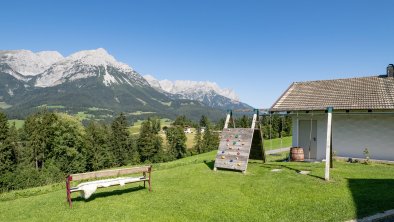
[
  {"left": 237, "top": 163, "right": 241, "bottom": 166},
  {"left": 230, "top": 160, "right": 233, "bottom": 162},
  {"left": 221, "top": 156, "right": 225, "bottom": 159},
  {"left": 229, "top": 147, "right": 232, "bottom": 149},
  {"left": 235, "top": 135, "right": 239, "bottom": 138},
  {"left": 236, "top": 157, "right": 239, "bottom": 160},
  {"left": 226, "top": 139, "right": 230, "bottom": 142},
  {"left": 226, "top": 143, "right": 229, "bottom": 146},
  {"left": 237, "top": 152, "right": 240, "bottom": 155},
  {"left": 222, "top": 151, "right": 225, "bottom": 154},
  {"left": 233, "top": 142, "right": 237, "bottom": 145}
]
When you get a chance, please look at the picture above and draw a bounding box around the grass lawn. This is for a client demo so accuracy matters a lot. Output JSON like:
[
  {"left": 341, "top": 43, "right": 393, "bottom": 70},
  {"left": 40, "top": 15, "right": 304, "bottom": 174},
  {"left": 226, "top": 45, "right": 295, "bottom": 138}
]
[
  {"left": 129, "top": 118, "right": 172, "bottom": 135},
  {"left": 264, "top": 136, "right": 292, "bottom": 150},
  {"left": 7, "top": 119, "right": 25, "bottom": 129},
  {"left": 1, "top": 152, "right": 393, "bottom": 222}
]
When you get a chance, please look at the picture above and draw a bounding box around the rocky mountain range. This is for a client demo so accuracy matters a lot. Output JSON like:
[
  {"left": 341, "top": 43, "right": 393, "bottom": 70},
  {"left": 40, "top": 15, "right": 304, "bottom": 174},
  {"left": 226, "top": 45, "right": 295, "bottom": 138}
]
[
  {"left": 0, "top": 48, "right": 252, "bottom": 121},
  {"left": 143, "top": 75, "right": 252, "bottom": 110}
]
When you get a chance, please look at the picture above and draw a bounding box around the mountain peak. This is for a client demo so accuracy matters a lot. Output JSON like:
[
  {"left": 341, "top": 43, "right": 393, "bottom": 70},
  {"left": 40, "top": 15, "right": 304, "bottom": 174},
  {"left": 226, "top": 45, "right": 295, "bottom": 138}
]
[
  {"left": 66, "top": 48, "right": 131, "bottom": 70},
  {"left": 144, "top": 76, "right": 240, "bottom": 101},
  {"left": 0, "top": 49, "right": 63, "bottom": 76},
  {"left": 143, "top": 75, "right": 252, "bottom": 110}
]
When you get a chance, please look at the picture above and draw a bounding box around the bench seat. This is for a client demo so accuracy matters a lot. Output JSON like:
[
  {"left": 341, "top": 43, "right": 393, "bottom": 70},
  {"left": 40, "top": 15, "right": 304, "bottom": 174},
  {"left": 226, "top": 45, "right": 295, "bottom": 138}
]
[{"left": 66, "top": 165, "right": 152, "bottom": 208}]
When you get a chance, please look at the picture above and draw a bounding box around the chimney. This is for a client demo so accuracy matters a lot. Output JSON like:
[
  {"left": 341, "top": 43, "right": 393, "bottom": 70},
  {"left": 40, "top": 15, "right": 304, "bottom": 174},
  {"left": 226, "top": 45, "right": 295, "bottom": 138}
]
[{"left": 387, "top": 64, "right": 394, "bottom": 77}]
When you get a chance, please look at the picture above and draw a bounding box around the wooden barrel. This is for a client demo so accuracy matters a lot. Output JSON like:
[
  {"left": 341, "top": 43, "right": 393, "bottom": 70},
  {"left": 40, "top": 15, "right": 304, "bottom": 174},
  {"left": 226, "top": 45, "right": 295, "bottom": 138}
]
[{"left": 290, "top": 147, "right": 304, "bottom": 161}]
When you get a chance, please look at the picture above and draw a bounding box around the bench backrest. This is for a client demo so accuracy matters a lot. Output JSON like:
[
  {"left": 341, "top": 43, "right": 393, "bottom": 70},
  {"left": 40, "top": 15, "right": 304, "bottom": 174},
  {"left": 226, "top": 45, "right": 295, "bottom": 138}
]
[{"left": 68, "top": 165, "right": 151, "bottom": 181}]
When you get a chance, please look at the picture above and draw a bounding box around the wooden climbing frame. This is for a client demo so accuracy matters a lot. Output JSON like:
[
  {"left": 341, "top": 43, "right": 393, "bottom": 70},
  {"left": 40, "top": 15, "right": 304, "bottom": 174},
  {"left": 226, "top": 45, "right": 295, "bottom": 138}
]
[{"left": 214, "top": 110, "right": 265, "bottom": 173}]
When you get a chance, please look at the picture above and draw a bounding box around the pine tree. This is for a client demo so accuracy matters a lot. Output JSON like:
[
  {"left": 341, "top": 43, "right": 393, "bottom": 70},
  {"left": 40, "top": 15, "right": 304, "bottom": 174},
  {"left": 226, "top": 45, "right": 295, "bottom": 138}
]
[
  {"left": 201, "top": 125, "right": 219, "bottom": 152},
  {"left": 166, "top": 126, "right": 187, "bottom": 159},
  {"left": 23, "top": 111, "right": 57, "bottom": 169},
  {"left": 237, "top": 115, "right": 250, "bottom": 128},
  {"left": 192, "top": 127, "right": 203, "bottom": 154},
  {"left": 0, "top": 112, "right": 8, "bottom": 142},
  {"left": 0, "top": 113, "right": 18, "bottom": 190},
  {"left": 199, "top": 115, "right": 209, "bottom": 128},
  {"left": 6, "top": 123, "right": 19, "bottom": 164},
  {"left": 111, "top": 113, "right": 132, "bottom": 166},
  {"left": 85, "top": 121, "right": 112, "bottom": 171},
  {"left": 202, "top": 125, "right": 211, "bottom": 152},
  {"left": 137, "top": 119, "right": 163, "bottom": 163},
  {"left": 0, "top": 113, "right": 17, "bottom": 174}
]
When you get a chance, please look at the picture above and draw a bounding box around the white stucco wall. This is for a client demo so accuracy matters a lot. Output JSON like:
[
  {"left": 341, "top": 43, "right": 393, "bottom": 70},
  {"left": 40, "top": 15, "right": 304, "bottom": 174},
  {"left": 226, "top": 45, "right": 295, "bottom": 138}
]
[{"left": 291, "top": 113, "right": 394, "bottom": 161}]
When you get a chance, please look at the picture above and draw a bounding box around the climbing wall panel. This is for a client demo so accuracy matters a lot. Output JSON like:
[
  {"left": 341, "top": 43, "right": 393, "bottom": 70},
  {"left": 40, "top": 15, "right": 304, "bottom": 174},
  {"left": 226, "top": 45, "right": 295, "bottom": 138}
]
[{"left": 214, "top": 128, "right": 254, "bottom": 172}]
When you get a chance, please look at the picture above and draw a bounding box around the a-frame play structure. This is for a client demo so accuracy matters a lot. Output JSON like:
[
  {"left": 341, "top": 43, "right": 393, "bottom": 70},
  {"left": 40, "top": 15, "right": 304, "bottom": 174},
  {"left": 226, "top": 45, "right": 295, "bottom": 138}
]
[{"left": 214, "top": 109, "right": 266, "bottom": 173}]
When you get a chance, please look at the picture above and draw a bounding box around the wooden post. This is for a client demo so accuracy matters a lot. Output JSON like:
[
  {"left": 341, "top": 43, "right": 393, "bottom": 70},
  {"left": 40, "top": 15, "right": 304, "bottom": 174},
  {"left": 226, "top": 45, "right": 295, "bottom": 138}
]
[
  {"left": 219, "top": 110, "right": 231, "bottom": 171},
  {"left": 251, "top": 109, "right": 258, "bottom": 129},
  {"left": 325, "top": 107, "right": 333, "bottom": 181},
  {"left": 66, "top": 176, "right": 72, "bottom": 208},
  {"left": 224, "top": 110, "right": 232, "bottom": 129},
  {"left": 330, "top": 126, "right": 333, "bottom": 168},
  {"left": 148, "top": 166, "right": 152, "bottom": 192},
  {"left": 143, "top": 172, "right": 146, "bottom": 188}
]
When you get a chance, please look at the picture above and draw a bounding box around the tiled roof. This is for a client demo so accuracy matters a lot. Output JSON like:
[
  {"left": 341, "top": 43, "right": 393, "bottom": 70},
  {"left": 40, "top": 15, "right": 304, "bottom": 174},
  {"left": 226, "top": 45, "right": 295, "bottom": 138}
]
[{"left": 270, "top": 75, "right": 394, "bottom": 111}]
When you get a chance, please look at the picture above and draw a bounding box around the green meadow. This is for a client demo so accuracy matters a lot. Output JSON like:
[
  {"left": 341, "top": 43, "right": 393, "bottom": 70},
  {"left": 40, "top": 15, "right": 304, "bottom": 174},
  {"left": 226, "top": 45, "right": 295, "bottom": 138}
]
[{"left": 1, "top": 151, "right": 393, "bottom": 222}]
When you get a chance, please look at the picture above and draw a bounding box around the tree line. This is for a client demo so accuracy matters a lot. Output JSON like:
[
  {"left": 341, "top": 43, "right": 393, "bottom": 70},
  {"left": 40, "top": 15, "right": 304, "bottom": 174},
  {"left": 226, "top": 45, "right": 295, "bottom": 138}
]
[
  {"left": 0, "top": 111, "right": 220, "bottom": 192},
  {"left": 214, "top": 114, "right": 292, "bottom": 139}
]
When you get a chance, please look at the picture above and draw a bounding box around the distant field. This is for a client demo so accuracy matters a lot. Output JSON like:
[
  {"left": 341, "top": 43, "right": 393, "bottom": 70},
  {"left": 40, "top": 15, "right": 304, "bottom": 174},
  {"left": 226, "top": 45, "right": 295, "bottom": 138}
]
[
  {"left": 0, "top": 102, "right": 12, "bottom": 109},
  {"left": 129, "top": 111, "right": 156, "bottom": 115},
  {"left": 75, "top": 111, "right": 94, "bottom": 121},
  {"left": 7, "top": 120, "right": 25, "bottom": 129},
  {"left": 87, "top": 107, "right": 111, "bottom": 111},
  {"left": 37, "top": 104, "right": 65, "bottom": 109},
  {"left": 129, "top": 118, "right": 173, "bottom": 135}
]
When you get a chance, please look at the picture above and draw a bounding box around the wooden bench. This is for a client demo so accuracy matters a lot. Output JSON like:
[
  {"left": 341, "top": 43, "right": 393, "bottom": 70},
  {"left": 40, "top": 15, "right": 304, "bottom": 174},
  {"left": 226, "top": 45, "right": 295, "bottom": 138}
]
[{"left": 66, "top": 165, "right": 152, "bottom": 208}]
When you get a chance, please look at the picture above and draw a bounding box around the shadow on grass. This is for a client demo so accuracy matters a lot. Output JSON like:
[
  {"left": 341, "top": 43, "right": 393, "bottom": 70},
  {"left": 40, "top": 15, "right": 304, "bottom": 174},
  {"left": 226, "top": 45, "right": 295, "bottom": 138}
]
[
  {"left": 205, "top": 160, "right": 246, "bottom": 174},
  {"left": 204, "top": 160, "right": 215, "bottom": 170},
  {"left": 73, "top": 186, "right": 146, "bottom": 203},
  {"left": 348, "top": 179, "right": 394, "bottom": 219},
  {"left": 259, "top": 163, "right": 325, "bottom": 180}
]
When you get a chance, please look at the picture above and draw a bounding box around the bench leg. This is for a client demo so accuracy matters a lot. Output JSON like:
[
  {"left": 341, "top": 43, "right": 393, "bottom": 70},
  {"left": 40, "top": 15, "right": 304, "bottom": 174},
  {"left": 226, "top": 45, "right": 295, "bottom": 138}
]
[
  {"left": 143, "top": 172, "right": 146, "bottom": 188},
  {"left": 66, "top": 178, "right": 72, "bottom": 208},
  {"left": 148, "top": 171, "right": 152, "bottom": 192}
]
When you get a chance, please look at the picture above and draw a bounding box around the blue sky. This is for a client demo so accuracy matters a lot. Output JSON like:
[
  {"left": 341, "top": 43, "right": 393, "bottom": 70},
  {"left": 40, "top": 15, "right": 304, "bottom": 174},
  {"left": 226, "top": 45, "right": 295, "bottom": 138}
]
[{"left": 1, "top": 0, "right": 394, "bottom": 108}]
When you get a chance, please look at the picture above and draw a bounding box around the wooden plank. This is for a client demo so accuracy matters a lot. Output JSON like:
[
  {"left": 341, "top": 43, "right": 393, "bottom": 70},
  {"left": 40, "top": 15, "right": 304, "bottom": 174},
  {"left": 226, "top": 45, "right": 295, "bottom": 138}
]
[
  {"left": 69, "top": 178, "right": 150, "bottom": 193},
  {"left": 214, "top": 128, "right": 254, "bottom": 172},
  {"left": 71, "top": 166, "right": 151, "bottom": 181}
]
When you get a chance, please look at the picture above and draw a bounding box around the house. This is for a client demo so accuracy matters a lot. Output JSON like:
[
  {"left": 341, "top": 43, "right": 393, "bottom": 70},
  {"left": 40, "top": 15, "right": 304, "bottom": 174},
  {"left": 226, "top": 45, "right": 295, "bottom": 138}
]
[
  {"left": 184, "top": 126, "right": 192, "bottom": 134},
  {"left": 200, "top": 127, "right": 206, "bottom": 133},
  {"left": 270, "top": 64, "right": 394, "bottom": 161}
]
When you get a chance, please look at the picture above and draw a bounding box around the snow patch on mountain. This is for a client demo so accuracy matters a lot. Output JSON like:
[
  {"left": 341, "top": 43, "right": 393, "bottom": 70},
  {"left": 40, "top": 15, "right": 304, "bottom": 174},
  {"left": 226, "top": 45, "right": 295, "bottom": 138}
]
[
  {"left": 103, "top": 67, "right": 118, "bottom": 86},
  {"left": 34, "top": 48, "right": 140, "bottom": 87},
  {"left": 67, "top": 48, "right": 132, "bottom": 72},
  {"left": 0, "top": 50, "right": 63, "bottom": 76},
  {"left": 143, "top": 75, "right": 240, "bottom": 101}
]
